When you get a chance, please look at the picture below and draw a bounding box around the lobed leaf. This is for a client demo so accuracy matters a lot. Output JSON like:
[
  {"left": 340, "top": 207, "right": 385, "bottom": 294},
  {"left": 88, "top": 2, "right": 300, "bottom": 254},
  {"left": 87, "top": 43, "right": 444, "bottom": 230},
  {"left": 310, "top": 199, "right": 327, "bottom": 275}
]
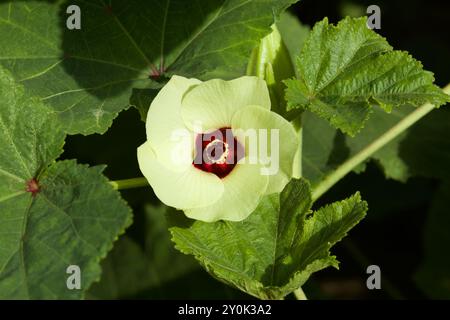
[
  {"left": 0, "top": 0, "right": 300, "bottom": 134},
  {"left": 169, "top": 178, "right": 367, "bottom": 299},
  {"left": 285, "top": 17, "right": 449, "bottom": 136},
  {"left": 0, "top": 68, "right": 132, "bottom": 299}
]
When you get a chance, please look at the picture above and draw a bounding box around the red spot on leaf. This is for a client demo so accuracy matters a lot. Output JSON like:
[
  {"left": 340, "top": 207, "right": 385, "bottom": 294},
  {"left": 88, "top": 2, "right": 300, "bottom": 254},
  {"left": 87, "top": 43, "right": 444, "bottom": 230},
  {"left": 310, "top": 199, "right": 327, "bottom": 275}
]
[
  {"left": 149, "top": 71, "right": 160, "bottom": 79},
  {"left": 26, "top": 178, "right": 40, "bottom": 197},
  {"left": 149, "top": 64, "right": 166, "bottom": 80}
]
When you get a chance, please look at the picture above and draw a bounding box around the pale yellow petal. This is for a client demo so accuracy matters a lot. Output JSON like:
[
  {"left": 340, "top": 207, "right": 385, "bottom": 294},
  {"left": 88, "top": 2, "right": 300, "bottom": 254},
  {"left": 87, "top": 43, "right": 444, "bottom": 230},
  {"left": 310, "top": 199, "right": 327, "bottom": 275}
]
[
  {"left": 138, "top": 141, "right": 224, "bottom": 209},
  {"left": 184, "top": 161, "right": 269, "bottom": 222},
  {"left": 181, "top": 76, "right": 271, "bottom": 131},
  {"left": 146, "top": 75, "right": 201, "bottom": 171},
  {"left": 231, "top": 105, "right": 298, "bottom": 194}
]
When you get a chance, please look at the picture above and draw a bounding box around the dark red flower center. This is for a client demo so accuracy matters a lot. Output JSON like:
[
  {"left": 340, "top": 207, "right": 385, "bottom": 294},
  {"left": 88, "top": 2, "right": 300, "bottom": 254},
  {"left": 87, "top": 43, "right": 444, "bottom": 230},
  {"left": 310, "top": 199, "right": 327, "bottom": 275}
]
[{"left": 193, "top": 127, "right": 244, "bottom": 178}]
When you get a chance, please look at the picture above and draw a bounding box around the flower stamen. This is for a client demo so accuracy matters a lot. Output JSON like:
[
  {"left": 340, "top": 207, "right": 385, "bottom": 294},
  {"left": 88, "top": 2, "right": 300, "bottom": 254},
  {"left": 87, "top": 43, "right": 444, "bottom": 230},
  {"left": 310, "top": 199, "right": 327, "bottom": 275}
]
[{"left": 204, "top": 139, "right": 229, "bottom": 164}]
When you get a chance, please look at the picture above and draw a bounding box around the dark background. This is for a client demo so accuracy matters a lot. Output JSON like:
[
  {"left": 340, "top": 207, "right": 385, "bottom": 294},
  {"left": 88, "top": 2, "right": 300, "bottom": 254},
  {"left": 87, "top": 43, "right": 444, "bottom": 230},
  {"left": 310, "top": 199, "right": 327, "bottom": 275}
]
[{"left": 62, "top": 0, "right": 450, "bottom": 299}]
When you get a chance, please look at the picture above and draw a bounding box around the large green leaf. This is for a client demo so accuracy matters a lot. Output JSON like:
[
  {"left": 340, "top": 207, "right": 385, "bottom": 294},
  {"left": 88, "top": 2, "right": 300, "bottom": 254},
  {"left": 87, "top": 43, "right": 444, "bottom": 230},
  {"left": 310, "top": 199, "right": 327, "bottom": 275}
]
[
  {"left": 0, "top": 0, "right": 299, "bottom": 134},
  {"left": 0, "top": 68, "right": 132, "bottom": 299},
  {"left": 268, "top": 15, "right": 449, "bottom": 190},
  {"left": 285, "top": 17, "right": 449, "bottom": 136},
  {"left": 87, "top": 205, "right": 197, "bottom": 299},
  {"left": 169, "top": 178, "right": 367, "bottom": 299}
]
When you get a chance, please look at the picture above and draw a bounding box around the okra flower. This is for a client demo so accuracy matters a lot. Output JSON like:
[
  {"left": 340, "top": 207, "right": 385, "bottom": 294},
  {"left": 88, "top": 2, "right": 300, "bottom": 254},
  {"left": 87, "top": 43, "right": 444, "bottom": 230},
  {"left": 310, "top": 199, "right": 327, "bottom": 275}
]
[{"left": 137, "top": 76, "right": 298, "bottom": 222}]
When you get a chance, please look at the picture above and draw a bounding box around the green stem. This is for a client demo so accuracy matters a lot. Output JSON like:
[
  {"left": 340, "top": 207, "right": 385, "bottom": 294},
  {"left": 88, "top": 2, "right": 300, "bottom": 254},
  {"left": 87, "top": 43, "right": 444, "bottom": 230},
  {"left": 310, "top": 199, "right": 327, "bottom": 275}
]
[
  {"left": 293, "top": 287, "right": 308, "bottom": 300},
  {"left": 291, "top": 115, "right": 305, "bottom": 299},
  {"left": 312, "top": 83, "right": 450, "bottom": 202},
  {"left": 292, "top": 115, "right": 303, "bottom": 178},
  {"left": 110, "top": 177, "right": 149, "bottom": 190}
]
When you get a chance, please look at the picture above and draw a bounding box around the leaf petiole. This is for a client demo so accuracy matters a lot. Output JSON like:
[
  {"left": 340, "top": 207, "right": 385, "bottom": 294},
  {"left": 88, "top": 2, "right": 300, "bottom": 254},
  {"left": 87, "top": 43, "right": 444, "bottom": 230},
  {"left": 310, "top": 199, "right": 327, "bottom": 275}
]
[
  {"left": 110, "top": 177, "right": 149, "bottom": 190},
  {"left": 293, "top": 287, "right": 308, "bottom": 300}
]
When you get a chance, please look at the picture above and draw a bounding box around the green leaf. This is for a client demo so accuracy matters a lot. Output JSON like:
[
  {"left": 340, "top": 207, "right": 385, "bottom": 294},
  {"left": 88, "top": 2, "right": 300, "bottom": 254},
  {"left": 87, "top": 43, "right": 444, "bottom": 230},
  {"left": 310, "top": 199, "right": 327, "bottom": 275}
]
[
  {"left": 302, "top": 110, "right": 344, "bottom": 187},
  {"left": 285, "top": 17, "right": 449, "bottom": 136},
  {"left": 169, "top": 178, "right": 367, "bottom": 299},
  {"left": 0, "top": 70, "right": 65, "bottom": 185},
  {"left": 130, "top": 88, "right": 160, "bottom": 122},
  {"left": 345, "top": 107, "right": 413, "bottom": 181},
  {"left": 0, "top": 68, "right": 132, "bottom": 299},
  {"left": 0, "top": 0, "right": 299, "bottom": 134},
  {"left": 86, "top": 236, "right": 152, "bottom": 299},
  {"left": 87, "top": 205, "right": 197, "bottom": 299},
  {"left": 415, "top": 182, "right": 450, "bottom": 299},
  {"left": 166, "top": 0, "right": 299, "bottom": 79},
  {"left": 275, "top": 11, "right": 310, "bottom": 69}
]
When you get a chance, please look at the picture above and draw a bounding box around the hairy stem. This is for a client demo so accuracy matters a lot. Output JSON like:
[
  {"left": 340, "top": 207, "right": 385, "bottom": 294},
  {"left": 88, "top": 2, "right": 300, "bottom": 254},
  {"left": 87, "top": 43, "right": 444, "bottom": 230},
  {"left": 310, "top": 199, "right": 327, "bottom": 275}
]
[
  {"left": 110, "top": 177, "right": 149, "bottom": 190},
  {"left": 312, "top": 83, "right": 450, "bottom": 202}
]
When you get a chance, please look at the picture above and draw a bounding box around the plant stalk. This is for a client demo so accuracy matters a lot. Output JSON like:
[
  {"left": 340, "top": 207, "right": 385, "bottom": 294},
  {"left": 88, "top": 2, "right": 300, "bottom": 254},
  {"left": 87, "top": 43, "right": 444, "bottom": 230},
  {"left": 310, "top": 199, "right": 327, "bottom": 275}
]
[
  {"left": 110, "top": 177, "right": 149, "bottom": 190},
  {"left": 292, "top": 115, "right": 303, "bottom": 178}
]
